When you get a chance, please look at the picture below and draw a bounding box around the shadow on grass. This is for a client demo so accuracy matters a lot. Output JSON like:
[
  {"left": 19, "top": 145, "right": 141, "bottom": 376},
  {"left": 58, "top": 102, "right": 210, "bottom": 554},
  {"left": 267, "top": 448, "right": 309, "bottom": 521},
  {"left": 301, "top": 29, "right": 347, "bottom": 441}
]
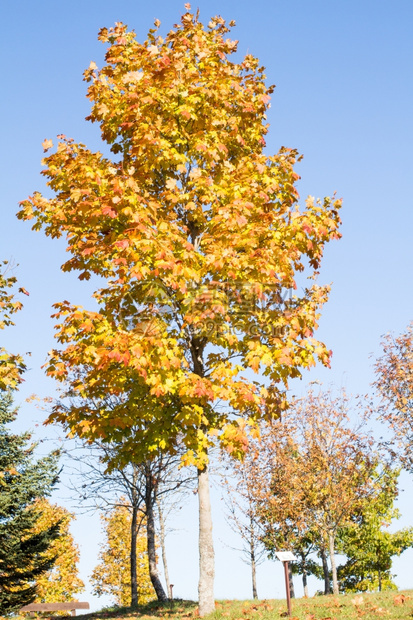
[{"left": 79, "top": 600, "right": 198, "bottom": 619}]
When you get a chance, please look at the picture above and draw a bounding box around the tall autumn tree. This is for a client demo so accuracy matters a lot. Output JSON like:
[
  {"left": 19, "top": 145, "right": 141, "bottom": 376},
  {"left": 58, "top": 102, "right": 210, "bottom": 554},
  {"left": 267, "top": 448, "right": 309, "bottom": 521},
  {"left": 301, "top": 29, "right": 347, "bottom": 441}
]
[{"left": 19, "top": 8, "right": 341, "bottom": 614}]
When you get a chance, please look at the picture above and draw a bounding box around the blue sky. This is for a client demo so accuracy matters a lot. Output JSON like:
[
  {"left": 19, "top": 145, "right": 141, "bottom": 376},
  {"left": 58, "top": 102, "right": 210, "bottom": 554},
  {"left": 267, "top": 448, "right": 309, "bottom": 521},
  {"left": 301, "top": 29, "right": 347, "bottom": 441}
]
[{"left": 2, "top": 0, "right": 413, "bottom": 607}]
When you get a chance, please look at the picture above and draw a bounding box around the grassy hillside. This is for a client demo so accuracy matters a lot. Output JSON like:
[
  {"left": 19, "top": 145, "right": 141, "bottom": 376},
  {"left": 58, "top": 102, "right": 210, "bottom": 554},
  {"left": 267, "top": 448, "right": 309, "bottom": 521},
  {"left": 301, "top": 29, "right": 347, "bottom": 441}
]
[{"left": 14, "top": 591, "right": 412, "bottom": 620}]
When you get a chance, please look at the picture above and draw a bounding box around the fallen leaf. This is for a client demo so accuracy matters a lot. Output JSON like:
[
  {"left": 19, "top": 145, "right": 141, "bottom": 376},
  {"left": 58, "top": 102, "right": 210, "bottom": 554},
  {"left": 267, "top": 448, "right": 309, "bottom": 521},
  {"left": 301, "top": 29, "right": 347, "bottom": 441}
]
[
  {"left": 352, "top": 595, "right": 364, "bottom": 607},
  {"left": 394, "top": 594, "right": 409, "bottom": 605}
]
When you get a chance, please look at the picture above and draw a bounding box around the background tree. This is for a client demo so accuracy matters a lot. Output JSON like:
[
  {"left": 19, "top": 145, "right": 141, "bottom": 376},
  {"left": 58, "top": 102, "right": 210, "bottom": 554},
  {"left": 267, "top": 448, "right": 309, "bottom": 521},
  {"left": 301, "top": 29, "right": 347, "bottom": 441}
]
[
  {"left": 337, "top": 468, "right": 413, "bottom": 593},
  {"left": 252, "top": 389, "right": 383, "bottom": 596},
  {"left": 263, "top": 524, "right": 322, "bottom": 597},
  {"left": 19, "top": 8, "right": 341, "bottom": 615},
  {"left": 90, "top": 500, "right": 155, "bottom": 606},
  {"left": 31, "top": 499, "right": 84, "bottom": 603},
  {"left": 374, "top": 323, "right": 413, "bottom": 470},
  {"left": 0, "top": 393, "right": 60, "bottom": 614},
  {"left": 65, "top": 437, "right": 192, "bottom": 603},
  {"left": 220, "top": 450, "right": 267, "bottom": 599},
  {"left": 240, "top": 433, "right": 323, "bottom": 596}
]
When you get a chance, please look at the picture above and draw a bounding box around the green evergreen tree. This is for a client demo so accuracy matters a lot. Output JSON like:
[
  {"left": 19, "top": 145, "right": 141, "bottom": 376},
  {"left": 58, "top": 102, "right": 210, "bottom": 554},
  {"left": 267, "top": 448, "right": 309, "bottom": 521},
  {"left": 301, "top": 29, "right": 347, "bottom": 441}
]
[{"left": 0, "top": 392, "right": 61, "bottom": 614}]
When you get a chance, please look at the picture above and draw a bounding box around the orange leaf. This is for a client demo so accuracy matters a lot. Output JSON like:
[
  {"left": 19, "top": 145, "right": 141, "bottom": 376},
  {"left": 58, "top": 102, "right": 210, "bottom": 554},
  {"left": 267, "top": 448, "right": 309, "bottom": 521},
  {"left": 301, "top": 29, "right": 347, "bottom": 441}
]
[{"left": 42, "top": 138, "right": 53, "bottom": 152}]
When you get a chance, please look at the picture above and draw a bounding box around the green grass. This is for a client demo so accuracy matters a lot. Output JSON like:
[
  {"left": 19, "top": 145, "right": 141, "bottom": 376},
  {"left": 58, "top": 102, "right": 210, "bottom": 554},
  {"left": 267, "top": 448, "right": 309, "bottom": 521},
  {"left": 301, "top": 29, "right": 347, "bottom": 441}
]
[{"left": 10, "top": 591, "right": 413, "bottom": 620}]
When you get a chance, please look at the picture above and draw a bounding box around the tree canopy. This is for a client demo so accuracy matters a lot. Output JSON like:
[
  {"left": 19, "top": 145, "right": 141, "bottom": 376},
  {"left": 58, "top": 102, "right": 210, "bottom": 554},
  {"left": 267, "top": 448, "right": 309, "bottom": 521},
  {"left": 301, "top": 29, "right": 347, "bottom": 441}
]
[{"left": 18, "top": 10, "right": 341, "bottom": 462}]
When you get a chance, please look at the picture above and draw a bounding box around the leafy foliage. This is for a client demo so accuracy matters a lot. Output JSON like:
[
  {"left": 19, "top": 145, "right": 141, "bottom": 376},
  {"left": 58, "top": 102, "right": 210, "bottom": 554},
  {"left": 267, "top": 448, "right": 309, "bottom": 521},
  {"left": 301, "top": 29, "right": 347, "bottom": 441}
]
[
  {"left": 337, "top": 468, "right": 413, "bottom": 593},
  {"left": 18, "top": 9, "right": 341, "bottom": 464},
  {"left": 375, "top": 323, "right": 413, "bottom": 470},
  {"left": 0, "top": 262, "right": 26, "bottom": 390},
  {"left": 31, "top": 499, "right": 84, "bottom": 602},
  {"left": 0, "top": 393, "right": 60, "bottom": 614},
  {"left": 249, "top": 389, "right": 384, "bottom": 595},
  {"left": 90, "top": 501, "right": 155, "bottom": 606}
]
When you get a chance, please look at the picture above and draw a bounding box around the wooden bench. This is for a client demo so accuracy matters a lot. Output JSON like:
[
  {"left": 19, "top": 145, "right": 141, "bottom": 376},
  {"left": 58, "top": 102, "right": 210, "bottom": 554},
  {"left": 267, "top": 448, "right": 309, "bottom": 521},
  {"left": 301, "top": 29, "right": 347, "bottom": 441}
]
[{"left": 20, "top": 602, "right": 90, "bottom": 617}]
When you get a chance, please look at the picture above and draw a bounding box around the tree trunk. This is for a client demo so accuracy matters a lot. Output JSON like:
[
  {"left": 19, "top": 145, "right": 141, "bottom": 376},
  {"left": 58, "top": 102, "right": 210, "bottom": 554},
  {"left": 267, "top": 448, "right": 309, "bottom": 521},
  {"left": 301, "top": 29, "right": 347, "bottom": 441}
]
[
  {"left": 130, "top": 501, "right": 138, "bottom": 607},
  {"left": 145, "top": 467, "right": 167, "bottom": 601},
  {"left": 251, "top": 546, "right": 258, "bottom": 599},
  {"left": 249, "top": 512, "right": 258, "bottom": 599},
  {"left": 288, "top": 562, "right": 295, "bottom": 599},
  {"left": 378, "top": 569, "right": 382, "bottom": 592},
  {"left": 198, "top": 464, "right": 215, "bottom": 616},
  {"left": 301, "top": 555, "right": 308, "bottom": 597},
  {"left": 157, "top": 499, "right": 171, "bottom": 598},
  {"left": 328, "top": 532, "right": 339, "bottom": 596},
  {"left": 320, "top": 546, "right": 331, "bottom": 595}
]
